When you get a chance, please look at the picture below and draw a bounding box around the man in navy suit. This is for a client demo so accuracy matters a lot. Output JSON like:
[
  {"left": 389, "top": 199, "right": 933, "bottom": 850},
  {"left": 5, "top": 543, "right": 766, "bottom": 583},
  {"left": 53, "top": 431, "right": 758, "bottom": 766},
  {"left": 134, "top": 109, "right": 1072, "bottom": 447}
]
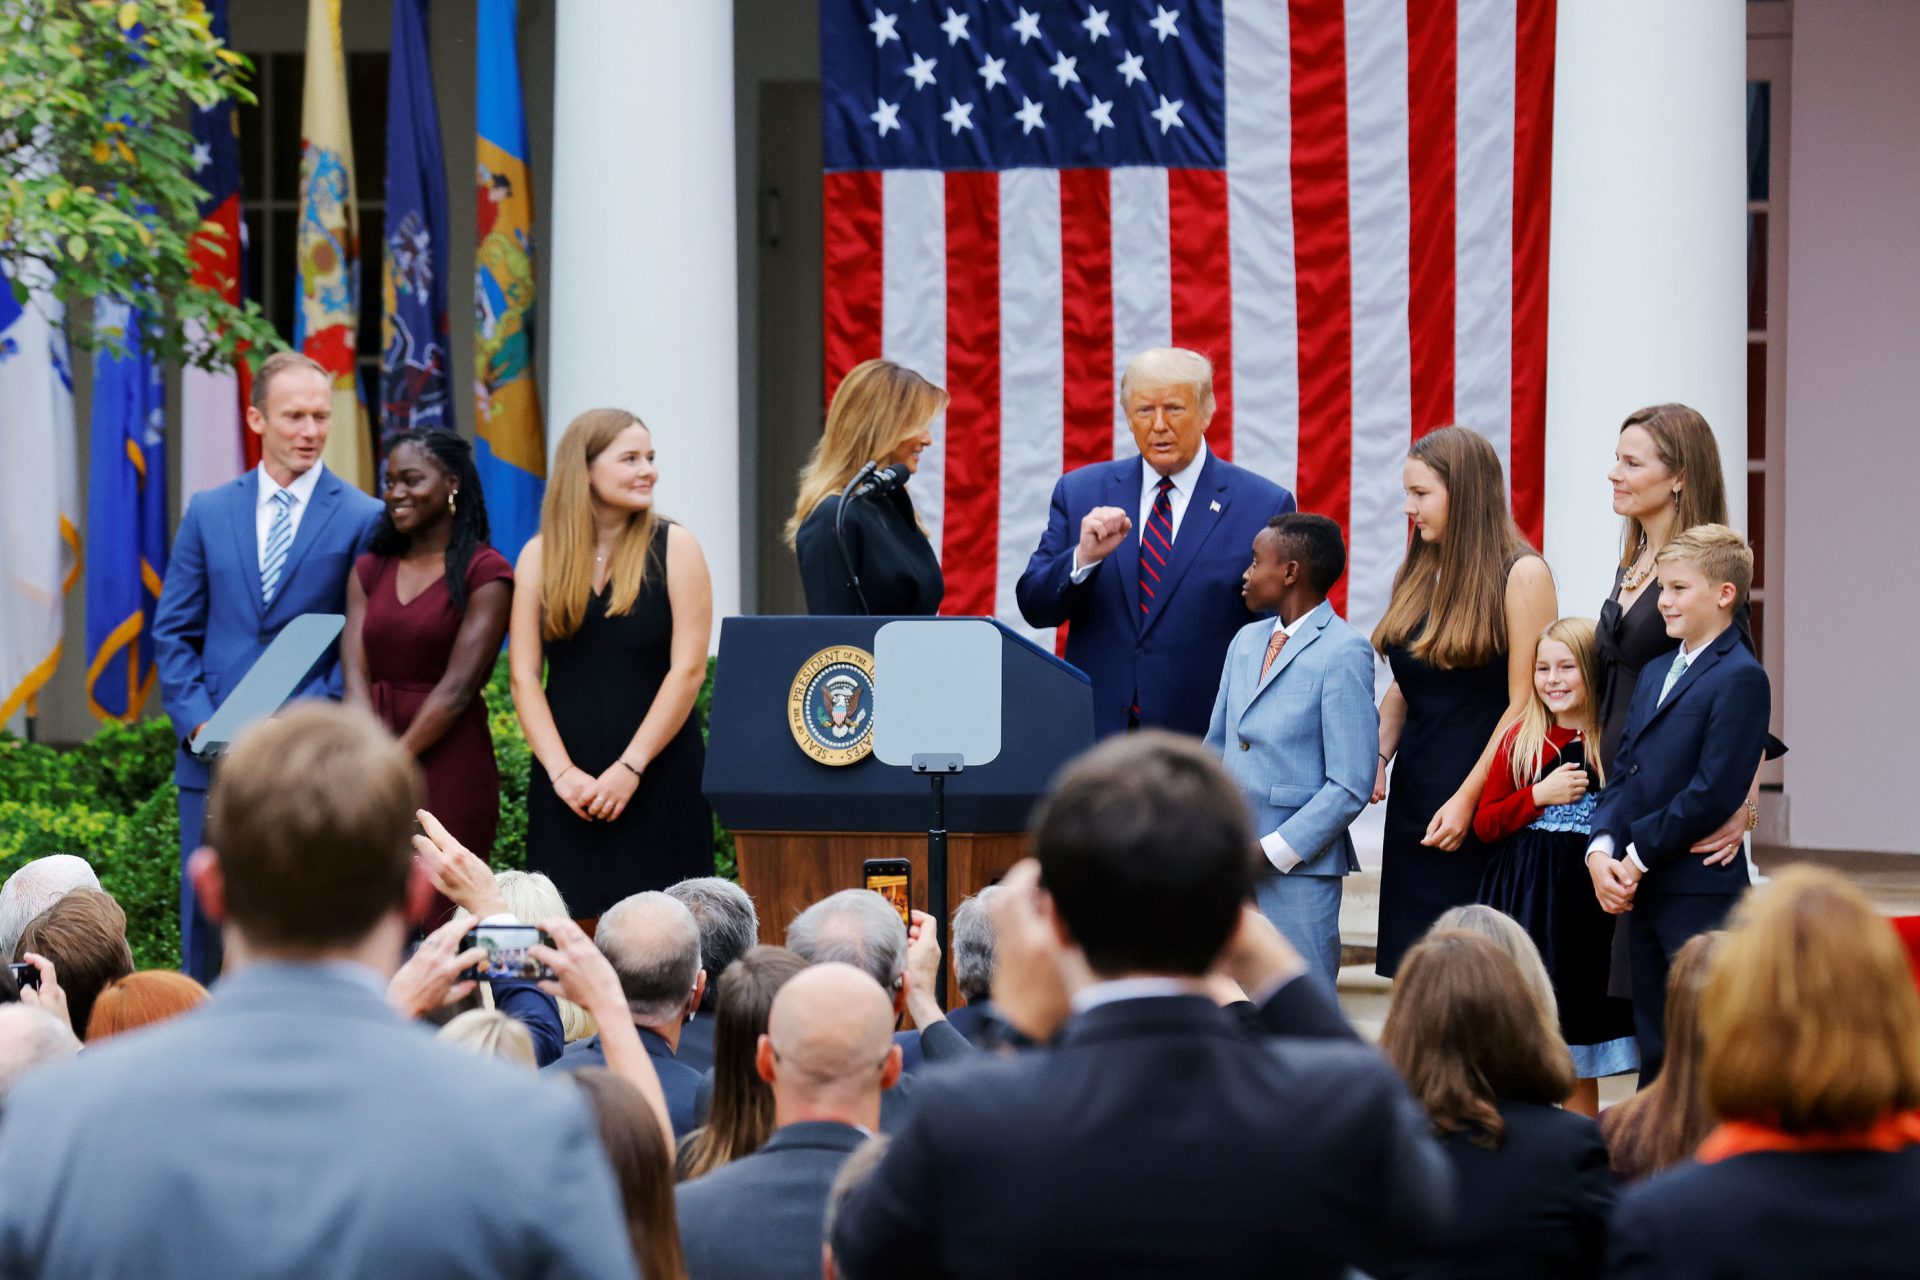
[
  {"left": 832, "top": 733, "right": 1451, "bottom": 1279},
  {"left": 153, "top": 351, "right": 383, "bottom": 983},
  {"left": 675, "top": 962, "right": 900, "bottom": 1280},
  {"left": 1586, "top": 525, "right": 1771, "bottom": 1083},
  {"left": 1016, "top": 348, "right": 1295, "bottom": 738}
]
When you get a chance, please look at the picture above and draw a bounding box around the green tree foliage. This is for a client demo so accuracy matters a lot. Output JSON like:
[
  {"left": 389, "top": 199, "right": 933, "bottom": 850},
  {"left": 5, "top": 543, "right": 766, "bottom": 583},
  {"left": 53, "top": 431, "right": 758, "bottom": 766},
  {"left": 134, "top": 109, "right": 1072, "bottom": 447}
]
[
  {"left": 0, "top": 657, "right": 731, "bottom": 968},
  {"left": 0, "top": 0, "right": 280, "bottom": 366}
]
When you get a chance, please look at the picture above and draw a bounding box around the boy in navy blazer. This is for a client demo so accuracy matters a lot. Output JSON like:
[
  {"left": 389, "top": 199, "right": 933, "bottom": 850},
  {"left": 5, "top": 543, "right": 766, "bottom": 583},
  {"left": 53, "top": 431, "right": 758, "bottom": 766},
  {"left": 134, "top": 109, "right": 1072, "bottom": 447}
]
[
  {"left": 154, "top": 352, "right": 382, "bottom": 983},
  {"left": 1586, "top": 524, "right": 1770, "bottom": 1082},
  {"left": 1205, "top": 515, "right": 1377, "bottom": 991}
]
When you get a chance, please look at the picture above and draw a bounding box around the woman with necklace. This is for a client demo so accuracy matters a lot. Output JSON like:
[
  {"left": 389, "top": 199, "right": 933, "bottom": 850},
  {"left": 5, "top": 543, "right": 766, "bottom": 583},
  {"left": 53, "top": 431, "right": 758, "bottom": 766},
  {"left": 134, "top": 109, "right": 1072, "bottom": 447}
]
[
  {"left": 1597, "top": 405, "right": 1777, "bottom": 862},
  {"left": 509, "top": 409, "right": 715, "bottom": 931},
  {"left": 344, "top": 430, "right": 513, "bottom": 923}
]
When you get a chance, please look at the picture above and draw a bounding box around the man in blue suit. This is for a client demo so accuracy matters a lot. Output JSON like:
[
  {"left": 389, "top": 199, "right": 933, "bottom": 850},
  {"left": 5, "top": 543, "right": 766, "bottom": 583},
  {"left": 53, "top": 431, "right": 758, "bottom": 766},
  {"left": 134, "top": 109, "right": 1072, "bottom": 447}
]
[
  {"left": 1206, "top": 514, "right": 1378, "bottom": 990},
  {"left": 154, "top": 351, "right": 383, "bottom": 983},
  {"left": 1585, "top": 525, "right": 1771, "bottom": 1083},
  {"left": 1016, "top": 348, "right": 1295, "bottom": 738}
]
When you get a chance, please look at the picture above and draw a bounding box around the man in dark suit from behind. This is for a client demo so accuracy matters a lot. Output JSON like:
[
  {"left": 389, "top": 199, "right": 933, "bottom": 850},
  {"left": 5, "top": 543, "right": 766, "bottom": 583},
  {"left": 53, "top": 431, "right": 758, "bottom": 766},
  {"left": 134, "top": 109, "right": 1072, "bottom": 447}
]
[
  {"left": 667, "top": 877, "right": 759, "bottom": 1074},
  {"left": 0, "top": 704, "right": 634, "bottom": 1279},
  {"left": 546, "top": 891, "right": 706, "bottom": 1138},
  {"left": 832, "top": 731, "right": 1453, "bottom": 1280},
  {"left": 676, "top": 962, "right": 900, "bottom": 1280}
]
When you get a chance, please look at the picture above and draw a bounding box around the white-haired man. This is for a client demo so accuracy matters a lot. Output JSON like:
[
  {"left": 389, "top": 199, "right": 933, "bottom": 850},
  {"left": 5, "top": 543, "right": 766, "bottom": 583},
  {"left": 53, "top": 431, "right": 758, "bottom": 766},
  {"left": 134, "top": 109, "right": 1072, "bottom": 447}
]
[
  {"left": 0, "top": 855, "right": 99, "bottom": 965},
  {"left": 1016, "top": 347, "right": 1295, "bottom": 738}
]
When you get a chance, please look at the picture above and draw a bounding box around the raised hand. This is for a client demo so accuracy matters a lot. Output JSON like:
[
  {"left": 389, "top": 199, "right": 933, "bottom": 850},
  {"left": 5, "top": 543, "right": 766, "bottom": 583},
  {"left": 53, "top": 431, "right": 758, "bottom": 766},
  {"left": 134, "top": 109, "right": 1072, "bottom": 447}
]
[{"left": 1075, "top": 506, "right": 1133, "bottom": 568}]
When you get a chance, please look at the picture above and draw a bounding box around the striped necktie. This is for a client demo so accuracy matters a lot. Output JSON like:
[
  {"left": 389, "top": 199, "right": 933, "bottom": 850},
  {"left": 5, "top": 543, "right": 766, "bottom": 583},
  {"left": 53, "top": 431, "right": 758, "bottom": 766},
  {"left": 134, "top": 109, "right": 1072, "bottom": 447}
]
[
  {"left": 1138, "top": 476, "right": 1174, "bottom": 616},
  {"left": 261, "top": 488, "right": 295, "bottom": 604},
  {"left": 1260, "top": 628, "right": 1289, "bottom": 680},
  {"left": 1657, "top": 648, "right": 1690, "bottom": 705}
]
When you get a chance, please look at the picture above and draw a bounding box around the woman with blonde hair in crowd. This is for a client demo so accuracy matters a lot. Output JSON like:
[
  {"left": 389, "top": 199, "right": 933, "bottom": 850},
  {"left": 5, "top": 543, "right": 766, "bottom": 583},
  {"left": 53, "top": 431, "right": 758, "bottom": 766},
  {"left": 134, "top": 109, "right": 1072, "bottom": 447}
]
[
  {"left": 677, "top": 945, "right": 807, "bottom": 1180},
  {"left": 788, "top": 358, "right": 948, "bottom": 616},
  {"left": 435, "top": 1009, "right": 536, "bottom": 1071},
  {"left": 1598, "top": 931, "right": 1723, "bottom": 1185},
  {"left": 1371, "top": 426, "right": 1557, "bottom": 977},
  {"left": 1609, "top": 869, "right": 1920, "bottom": 1277},
  {"left": 510, "top": 409, "right": 714, "bottom": 931},
  {"left": 85, "top": 970, "right": 208, "bottom": 1042},
  {"left": 1429, "top": 905, "right": 1559, "bottom": 1044},
  {"left": 1380, "top": 930, "right": 1613, "bottom": 1279}
]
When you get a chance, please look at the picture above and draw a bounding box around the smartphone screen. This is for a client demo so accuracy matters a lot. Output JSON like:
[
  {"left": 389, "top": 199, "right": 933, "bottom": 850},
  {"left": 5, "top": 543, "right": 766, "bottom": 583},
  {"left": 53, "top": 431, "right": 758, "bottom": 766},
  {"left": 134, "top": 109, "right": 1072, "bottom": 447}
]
[
  {"left": 863, "top": 859, "right": 912, "bottom": 926},
  {"left": 7, "top": 961, "right": 37, "bottom": 991},
  {"left": 460, "top": 923, "right": 555, "bottom": 982}
]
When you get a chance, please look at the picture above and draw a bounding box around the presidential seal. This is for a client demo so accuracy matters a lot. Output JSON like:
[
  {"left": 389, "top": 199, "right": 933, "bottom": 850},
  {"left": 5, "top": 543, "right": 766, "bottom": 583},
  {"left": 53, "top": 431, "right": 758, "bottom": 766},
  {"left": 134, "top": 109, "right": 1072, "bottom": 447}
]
[{"left": 787, "top": 646, "right": 877, "bottom": 766}]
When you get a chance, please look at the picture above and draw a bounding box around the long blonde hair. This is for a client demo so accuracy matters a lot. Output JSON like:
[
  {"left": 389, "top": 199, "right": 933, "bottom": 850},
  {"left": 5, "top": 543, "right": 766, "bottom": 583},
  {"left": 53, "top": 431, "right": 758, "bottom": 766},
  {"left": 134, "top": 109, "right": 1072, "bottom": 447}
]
[
  {"left": 540, "top": 409, "right": 658, "bottom": 642},
  {"left": 1372, "top": 426, "right": 1537, "bottom": 668},
  {"left": 1617, "top": 404, "right": 1729, "bottom": 568},
  {"left": 785, "top": 359, "right": 948, "bottom": 547},
  {"left": 1507, "top": 617, "right": 1607, "bottom": 791}
]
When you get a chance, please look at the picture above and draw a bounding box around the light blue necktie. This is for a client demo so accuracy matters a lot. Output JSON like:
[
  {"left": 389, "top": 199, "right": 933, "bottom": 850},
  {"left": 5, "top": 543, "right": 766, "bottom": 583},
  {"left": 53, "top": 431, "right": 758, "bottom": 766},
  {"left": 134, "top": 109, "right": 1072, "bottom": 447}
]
[
  {"left": 261, "top": 488, "right": 295, "bottom": 604},
  {"left": 1657, "top": 649, "right": 1689, "bottom": 705}
]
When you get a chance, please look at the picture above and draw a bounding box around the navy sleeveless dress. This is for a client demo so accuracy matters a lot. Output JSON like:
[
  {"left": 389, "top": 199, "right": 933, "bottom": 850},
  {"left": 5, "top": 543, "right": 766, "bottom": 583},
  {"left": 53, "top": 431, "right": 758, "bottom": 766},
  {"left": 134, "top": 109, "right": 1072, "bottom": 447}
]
[{"left": 526, "top": 530, "right": 711, "bottom": 917}]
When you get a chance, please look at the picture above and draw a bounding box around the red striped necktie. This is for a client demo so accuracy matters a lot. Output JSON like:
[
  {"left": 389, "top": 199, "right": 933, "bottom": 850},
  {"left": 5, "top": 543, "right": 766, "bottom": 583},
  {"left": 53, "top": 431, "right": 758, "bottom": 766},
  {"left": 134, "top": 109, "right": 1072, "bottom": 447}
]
[{"left": 1138, "top": 476, "right": 1174, "bottom": 616}]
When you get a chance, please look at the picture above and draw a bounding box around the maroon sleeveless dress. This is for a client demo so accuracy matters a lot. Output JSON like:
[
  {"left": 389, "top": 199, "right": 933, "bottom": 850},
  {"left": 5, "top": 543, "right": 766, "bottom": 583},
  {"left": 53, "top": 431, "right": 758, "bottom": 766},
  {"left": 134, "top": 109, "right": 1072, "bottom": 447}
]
[{"left": 354, "top": 547, "right": 513, "bottom": 861}]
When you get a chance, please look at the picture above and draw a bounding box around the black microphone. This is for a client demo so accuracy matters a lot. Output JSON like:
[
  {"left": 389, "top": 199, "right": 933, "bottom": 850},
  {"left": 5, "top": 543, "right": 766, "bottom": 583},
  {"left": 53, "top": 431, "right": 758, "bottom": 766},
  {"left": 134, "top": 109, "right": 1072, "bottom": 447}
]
[{"left": 849, "top": 462, "right": 911, "bottom": 501}]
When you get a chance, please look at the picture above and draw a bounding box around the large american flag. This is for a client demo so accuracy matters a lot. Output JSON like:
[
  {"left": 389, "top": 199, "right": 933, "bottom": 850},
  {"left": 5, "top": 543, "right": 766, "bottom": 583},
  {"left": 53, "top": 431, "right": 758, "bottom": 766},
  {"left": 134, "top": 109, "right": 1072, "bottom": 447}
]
[{"left": 823, "top": 0, "right": 1555, "bottom": 637}]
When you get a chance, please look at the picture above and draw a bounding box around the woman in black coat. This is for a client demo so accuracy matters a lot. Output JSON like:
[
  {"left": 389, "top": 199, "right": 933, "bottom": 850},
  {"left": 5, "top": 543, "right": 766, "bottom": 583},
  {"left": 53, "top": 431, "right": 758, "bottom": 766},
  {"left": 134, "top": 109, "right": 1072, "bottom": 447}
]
[
  {"left": 1607, "top": 868, "right": 1920, "bottom": 1280},
  {"left": 788, "top": 359, "right": 946, "bottom": 616},
  {"left": 1380, "top": 929, "right": 1614, "bottom": 1280}
]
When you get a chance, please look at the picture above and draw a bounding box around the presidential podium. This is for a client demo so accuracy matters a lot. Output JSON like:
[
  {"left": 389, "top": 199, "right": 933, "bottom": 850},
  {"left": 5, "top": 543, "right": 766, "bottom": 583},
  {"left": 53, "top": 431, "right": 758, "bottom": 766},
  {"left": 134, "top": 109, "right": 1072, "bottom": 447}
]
[{"left": 703, "top": 616, "right": 1094, "bottom": 965}]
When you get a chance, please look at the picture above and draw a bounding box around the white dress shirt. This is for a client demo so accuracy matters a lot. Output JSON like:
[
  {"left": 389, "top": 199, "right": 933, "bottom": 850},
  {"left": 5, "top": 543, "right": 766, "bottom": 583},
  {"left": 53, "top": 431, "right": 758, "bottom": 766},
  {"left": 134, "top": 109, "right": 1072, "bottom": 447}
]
[
  {"left": 1069, "top": 976, "right": 1209, "bottom": 1014},
  {"left": 255, "top": 461, "right": 327, "bottom": 572},
  {"left": 1070, "top": 449, "right": 1210, "bottom": 581},
  {"left": 1257, "top": 610, "right": 1315, "bottom": 874},
  {"left": 1586, "top": 636, "right": 1710, "bottom": 873}
]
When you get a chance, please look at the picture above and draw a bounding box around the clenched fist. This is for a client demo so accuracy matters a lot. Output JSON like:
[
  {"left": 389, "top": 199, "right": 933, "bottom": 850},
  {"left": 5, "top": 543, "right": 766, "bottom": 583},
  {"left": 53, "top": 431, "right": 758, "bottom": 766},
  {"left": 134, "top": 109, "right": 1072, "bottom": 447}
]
[{"left": 1076, "top": 506, "right": 1133, "bottom": 568}]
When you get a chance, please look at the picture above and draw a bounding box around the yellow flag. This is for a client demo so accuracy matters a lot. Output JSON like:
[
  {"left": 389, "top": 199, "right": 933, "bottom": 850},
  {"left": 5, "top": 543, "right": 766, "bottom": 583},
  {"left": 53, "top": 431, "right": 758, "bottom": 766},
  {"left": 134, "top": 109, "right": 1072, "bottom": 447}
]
[{"left": 295, "top": 0, "right": 371, "bottom": 490}]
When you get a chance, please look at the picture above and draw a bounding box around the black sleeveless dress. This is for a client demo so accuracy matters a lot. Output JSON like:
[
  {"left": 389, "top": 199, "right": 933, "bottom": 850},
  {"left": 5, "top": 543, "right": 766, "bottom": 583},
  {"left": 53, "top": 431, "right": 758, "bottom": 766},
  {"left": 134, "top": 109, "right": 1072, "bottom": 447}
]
[
  {"left": 526, "top": 529, "right": 712, "bottom": 916},
  {"left": 1377, "top": 643, "right": 1510, "bottom": 977}
]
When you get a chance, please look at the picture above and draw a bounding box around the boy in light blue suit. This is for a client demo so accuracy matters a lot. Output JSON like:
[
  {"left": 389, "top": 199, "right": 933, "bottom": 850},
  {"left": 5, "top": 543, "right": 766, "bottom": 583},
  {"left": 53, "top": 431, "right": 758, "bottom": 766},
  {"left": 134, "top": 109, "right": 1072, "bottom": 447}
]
[{"left": 1205, "top": 515, "right": 1379, "bottom": 990}]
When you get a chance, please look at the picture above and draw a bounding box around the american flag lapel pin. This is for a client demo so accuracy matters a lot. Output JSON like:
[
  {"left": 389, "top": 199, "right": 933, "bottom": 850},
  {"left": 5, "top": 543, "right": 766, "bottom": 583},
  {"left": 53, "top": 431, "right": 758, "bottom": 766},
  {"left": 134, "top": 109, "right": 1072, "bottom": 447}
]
[{"left": 1209, "top": 500, "right": 1222, "bottom": 513}]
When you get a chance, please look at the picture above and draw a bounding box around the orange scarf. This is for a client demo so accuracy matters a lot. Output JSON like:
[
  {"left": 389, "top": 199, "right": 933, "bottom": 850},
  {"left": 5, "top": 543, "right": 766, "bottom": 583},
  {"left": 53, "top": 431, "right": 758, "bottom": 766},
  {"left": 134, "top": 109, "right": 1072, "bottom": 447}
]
[{"left": 1696, "top": 1109, "right": 1920, "bottom": 1164}]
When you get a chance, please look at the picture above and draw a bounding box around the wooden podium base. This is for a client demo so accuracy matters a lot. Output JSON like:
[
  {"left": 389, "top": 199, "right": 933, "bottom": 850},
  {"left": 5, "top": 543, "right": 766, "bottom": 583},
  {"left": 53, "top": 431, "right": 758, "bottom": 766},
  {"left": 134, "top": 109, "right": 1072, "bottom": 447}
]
[{"left": 734, "top": 830, "right": 1028, "bottom": 950}]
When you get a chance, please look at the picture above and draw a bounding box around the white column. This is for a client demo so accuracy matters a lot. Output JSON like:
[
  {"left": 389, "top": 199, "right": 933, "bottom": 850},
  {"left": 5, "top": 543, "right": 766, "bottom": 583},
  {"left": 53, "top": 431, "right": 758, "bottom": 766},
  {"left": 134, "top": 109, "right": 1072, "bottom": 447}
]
[
  {"left": 1543, "top": 1, "right": 1747, "bottom": 612},
  {"left": 548, "top": 0, "right": 741, "bottom": 627}
]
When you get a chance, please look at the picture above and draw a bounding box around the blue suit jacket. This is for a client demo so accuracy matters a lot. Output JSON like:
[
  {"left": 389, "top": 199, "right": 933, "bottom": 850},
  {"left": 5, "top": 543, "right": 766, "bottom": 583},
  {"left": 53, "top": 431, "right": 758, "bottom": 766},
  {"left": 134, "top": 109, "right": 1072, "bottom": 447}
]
[
  {"left": 1015, "top": 451, "right": 1295, "bottom": 738},
  {"left": 675, "top": 1120, "right": 868, "bottom": 1280},
  {"left": 154, "top": 466, "right": 382, "bottom": 790},
  {"left": 546, "top": 1025, "right": 703, "bottom": 1138},
  {"left": 0, "top": 964, "right": 636, "bottom": 1280},
  {"left": 1590, "top": 624, "right": 1771, "bottom": 894},
  {"left": 1205, "top": 600, "right": 1379, "bottom": 876}
]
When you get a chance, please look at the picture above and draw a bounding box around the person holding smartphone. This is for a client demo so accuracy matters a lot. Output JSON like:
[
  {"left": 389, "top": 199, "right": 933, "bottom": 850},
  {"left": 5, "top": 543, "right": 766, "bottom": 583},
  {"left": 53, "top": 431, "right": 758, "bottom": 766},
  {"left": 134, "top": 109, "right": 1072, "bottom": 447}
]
[{"left": 1471, "top": 618, "right": 1636, "bottom": 1116}]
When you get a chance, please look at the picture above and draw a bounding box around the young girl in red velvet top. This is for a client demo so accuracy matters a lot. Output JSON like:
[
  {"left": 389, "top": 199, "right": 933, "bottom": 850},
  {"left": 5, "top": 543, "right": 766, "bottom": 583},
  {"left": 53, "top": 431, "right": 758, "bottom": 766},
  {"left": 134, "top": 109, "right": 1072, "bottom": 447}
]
[{"left": 1476, "top": 617, "right": 1638, "bottom": 1115}]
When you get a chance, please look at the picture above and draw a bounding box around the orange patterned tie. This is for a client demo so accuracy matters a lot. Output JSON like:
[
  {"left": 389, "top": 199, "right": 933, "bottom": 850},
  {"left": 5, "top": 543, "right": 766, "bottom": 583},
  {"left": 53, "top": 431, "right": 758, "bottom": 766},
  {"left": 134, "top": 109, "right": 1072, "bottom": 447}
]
[{"left": 1260, "top": 629, "right": 1288, "bottom": 680}]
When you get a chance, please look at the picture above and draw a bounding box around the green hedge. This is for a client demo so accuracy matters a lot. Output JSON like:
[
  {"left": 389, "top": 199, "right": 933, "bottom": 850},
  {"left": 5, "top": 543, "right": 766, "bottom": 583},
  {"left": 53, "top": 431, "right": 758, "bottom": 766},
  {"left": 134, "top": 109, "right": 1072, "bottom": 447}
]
[{"left": 0, "top": 655, "right": 731, "bottom": 970}]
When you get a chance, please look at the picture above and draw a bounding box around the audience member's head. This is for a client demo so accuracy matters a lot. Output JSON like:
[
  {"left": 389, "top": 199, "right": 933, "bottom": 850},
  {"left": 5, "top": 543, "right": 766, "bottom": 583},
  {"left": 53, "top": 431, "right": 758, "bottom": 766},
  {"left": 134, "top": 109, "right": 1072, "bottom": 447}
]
[
  {"left": 787, "top": 890, "right": 908, "bottom": 1008},
  {"left": 1704, "top": 868, "right": 1920, "bottom": 1135},
  {"left": 666, "top": 877, "right": 758, "bottom": 1012},
  {"left": 822, "top": 1134, "right": 892, "bottom": 1280},
  {"left": 0, "top": 1005, "right": 78, "bottom": 1107},
  {"left": 490, "top": 870, "right": 595, "bottom": 1042},
  {"left": 594, "top": 891, "right": 704, "bottom": 1034},
  {"left": 1032, "top": 731, "right": 1258, "bottom": 979},
  {"left": 952, "top": 886, "right": 1002, "bottom": 1005},
  {"left": 195, "top": 703, "right": 425, "bottom": 960},
  {"left": 436, "top": 1008, "right": 537, "bottom": 1071},
  {"left": 1431, "top": 904, "right": 1559, "bottom": 1039},
  {"left": 0, "top": 855, "right": 100, "bottom": 964},
  {"left": 757, "top": 962, "right": 900, "bottom": 1133},
  {"left": 85, "top": 970, "right": 209, "bottom": 1042},
  {"left": 572, "top": 1067, "right": 685, "bottom": 1280},
  {"left": 679, "top": 945, "right": 807, "bottom": 1180},
  {"left": 16, "top": 889, "right": 133, "bottom": 1040},
  {"left": 1382, "top": 930, "right": 1575, "bottom": 1149},
  {"left": 1599, "top": 931, "right": 1724, "bottom": 1183}
]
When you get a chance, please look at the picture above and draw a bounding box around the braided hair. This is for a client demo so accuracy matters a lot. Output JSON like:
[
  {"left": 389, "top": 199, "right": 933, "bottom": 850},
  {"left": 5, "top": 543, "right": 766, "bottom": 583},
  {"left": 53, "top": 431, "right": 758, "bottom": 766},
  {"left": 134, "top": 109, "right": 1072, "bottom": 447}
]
[{"left": 371, "top": 429, "right": 492, "bottom": 612}]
